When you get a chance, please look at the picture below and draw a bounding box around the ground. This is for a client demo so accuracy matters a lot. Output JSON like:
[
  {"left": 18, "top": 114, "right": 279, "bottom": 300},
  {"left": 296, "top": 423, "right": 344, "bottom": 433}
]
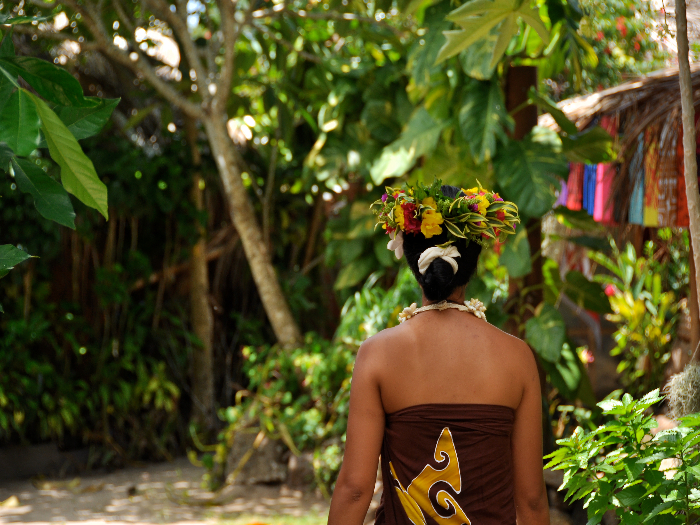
[{"left": 0, "top": 457, "right": 329, "bottom": 525}]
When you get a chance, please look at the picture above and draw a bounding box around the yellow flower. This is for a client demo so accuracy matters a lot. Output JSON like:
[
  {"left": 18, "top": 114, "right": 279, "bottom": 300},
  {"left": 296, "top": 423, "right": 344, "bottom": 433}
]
[
  {"left": 394, "top": 205, "right": 405, "bottom": 230},
  {"left": 422, "top": 197, "right": 437, "bottom": 209},
  {"left": 463, "top": 187, "right": 479, "bottom": 195},
  {"left": 420, "top": 209, "right": 443, "bottom": 238},
  {"left": 476, "top": 195, "right": 489, "bottom": 215}
]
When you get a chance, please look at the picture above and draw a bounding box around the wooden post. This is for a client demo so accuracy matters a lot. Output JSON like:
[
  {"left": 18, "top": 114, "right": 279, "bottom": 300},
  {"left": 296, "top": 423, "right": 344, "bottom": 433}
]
[{"left": 676, "top": 0, "right": 700, "bottom": 363}]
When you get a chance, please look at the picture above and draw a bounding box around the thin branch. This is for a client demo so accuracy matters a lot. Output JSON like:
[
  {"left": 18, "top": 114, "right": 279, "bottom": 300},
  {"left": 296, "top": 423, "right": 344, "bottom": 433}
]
[
  {"left": 214, "top": 0, "right": 245, "bottom": 111},
  {"left": 144, "top": 0, "right": 210, "bottom": 103},
  {"left": 252, "top": 6, "right": 404, "bottom": 36},
  {"left": 51, "top": 0, "right": 204, "bottom": 118},
  {"left": 112, "top": 0, "right": 137, "bottom": 36},
  {"left": 8, "top": 24, "right": 101, "bottom": 51}
]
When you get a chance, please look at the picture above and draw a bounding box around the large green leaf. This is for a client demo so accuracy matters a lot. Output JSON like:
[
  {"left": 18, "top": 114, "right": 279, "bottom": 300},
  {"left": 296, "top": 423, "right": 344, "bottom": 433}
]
[
  {"left": 459, "top": 78, "right": 512, "bottom": 163},
  {"left": 0, "top": 244, "right": 32, "bottom": 272},
  {"left": 334, "top": 257, "right": 376, "bottom": 289},
  {"left": 458, "top": 22, "right": 503, "bottom": 80},
  {"left": 0, "top": 142, "right": 12, "bottom": 171},
  {"left": 528, "top": 87, "right": 577, "bottom": 135},
  {"left": 494, "top": 129, "right": 568, "bottom": 218},
  {"left": 553, "top": 206, "right": 599, "bottom": 231},
  {"left": 0, "top": 31, "right": 15, "bottom": 57},
  {"left": 561, "top": 125, "right": 616, "bottom": 164},
  {"left": 370, "top": 108, "right": 445, "bottom": 184},
  {"left": 32, "top": 95, "right": 109, "bottom": 219},
  {"left": 410, "top": 17, "right": 451, "bottom": 86},
  {"left": 525, "top": 302, "right": 566, "bottom": 363},
  {"left": 38, "top": 97, "right": 120, "bottom": 147},
  {"left": 564, "top": 271, "right": 612, "bottom": 314},
  {"left": 499, "top": 226, "right": 531, "bottom": 278},
  {"left": 436, "top": 0, "right": 550, "bottom": 63},
  {"left": 0, "top": 88, "right": 41, "bottom": 156},
  {"left": 0, "top": 72, "right": 15, "bottom": 121},
  {"left": 0, "top": 56, "right": 90, "bottom": 107},
  {"left": 12, "top": 158, "right": 76, "bottom": 229}
]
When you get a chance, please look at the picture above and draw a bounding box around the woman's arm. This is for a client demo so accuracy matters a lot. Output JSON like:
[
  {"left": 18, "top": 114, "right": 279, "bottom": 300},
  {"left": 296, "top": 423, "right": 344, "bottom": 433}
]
[
  {"left": 328, "top": 339, "right": 385, "bottom": 525},
  {"left": 512, "top": 344, "right": 550, "bottom": 525}
]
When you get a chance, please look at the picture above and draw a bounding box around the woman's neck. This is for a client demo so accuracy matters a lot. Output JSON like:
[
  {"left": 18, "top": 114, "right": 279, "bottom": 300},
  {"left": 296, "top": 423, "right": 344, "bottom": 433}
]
[{"left": 422, "top": 287, "right": 466, "bottom": 306}]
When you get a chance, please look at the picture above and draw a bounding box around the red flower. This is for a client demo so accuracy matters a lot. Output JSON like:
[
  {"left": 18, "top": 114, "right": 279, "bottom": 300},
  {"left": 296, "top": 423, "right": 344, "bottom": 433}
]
[
  {"left": 402, "top": 203, "right": 421, "bottom": 234},
  {"left": 604, "top": 284, "right": 618, "bottom": 297},
  {"left": 616, "top": 17, "right": 628, "bottom": 37},
  {"left": 596, "top": 31, "right": 604, "bottom": 41},
  {"left": 634, "top": 41, "right": 641, "bottom": 51},
  {"left": 496, "top": 210, "right": 506, "bottom": 221}
]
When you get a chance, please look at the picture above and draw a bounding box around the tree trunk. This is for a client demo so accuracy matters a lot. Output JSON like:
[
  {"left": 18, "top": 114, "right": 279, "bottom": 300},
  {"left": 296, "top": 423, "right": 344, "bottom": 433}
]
[
  {"left": 202, "top": 116, "right": 302, "bottom": 346},
  {"left": 505, "top": 66, "right": 544, "bottom": 324},
  {"left": 676, "top": 0, "right": 700, "bottom": 362},
  {"left": 186, "top": 118, "right": 216, "bottom": 429}
]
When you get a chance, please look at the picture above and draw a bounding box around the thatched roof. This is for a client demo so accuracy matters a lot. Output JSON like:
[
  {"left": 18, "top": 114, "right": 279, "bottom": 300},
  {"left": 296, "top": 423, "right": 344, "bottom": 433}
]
[{"left": 539, "top": 63, "right": 700, "bottom": 136}]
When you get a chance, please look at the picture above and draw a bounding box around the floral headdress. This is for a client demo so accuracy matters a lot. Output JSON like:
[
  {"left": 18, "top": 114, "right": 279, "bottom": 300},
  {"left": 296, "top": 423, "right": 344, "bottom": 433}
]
[{"left": 372, "top": 179, "right": 520, "bottom": 259}]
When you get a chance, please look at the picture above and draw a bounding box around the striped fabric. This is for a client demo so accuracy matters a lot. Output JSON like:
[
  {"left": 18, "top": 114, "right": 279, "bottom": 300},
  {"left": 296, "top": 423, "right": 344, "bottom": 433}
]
[
  {"left": 594, "top": 116, "right": 617, "bottom": 224},
  {"left": 657, "top": 121, "right": 679, "bottom": 227},
  {"left": 643, "top": 124, "right": 660, "bottom": 227},
  {"left": 628, "top": 133, "right": 645, "bottom": 225},
  {"left": 566, "top": 163, "right": 584, "bottom": 211}
]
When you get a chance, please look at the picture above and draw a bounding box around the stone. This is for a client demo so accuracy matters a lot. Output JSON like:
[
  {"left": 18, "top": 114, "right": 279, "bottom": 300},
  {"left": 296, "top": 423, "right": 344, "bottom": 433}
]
[
  {"left": 286, "top": 452, "right": 315, "bottom": 490},
  {"left": 225, "top": 432, "right": 288, "bottom": 485},
  {"left": 550, "top": 508, "right": 574, "bottom": 525},
  {"left": 544, "top": 468, "right": 564, "bottom": 488}
]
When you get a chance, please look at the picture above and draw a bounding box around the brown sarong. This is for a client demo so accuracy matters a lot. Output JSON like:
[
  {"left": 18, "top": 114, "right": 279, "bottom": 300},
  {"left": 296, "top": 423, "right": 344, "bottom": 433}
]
[{"left": 375, "top": 404, "right": 516, "bottom": 525}]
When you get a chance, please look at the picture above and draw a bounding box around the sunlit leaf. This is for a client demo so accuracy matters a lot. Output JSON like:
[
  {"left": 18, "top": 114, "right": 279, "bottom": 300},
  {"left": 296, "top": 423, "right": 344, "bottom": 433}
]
[
  {"left": 32, "top": 94, "right": 109, "bottom": 219},
  {"left": 370, "top": 108, "right": 444, "bottom": 184}
]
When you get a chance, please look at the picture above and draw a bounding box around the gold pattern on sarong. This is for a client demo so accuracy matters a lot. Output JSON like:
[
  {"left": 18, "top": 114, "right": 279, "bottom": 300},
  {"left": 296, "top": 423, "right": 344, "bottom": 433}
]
[{"left": 389, "top": 427, "right": 471, "bottom": 525}]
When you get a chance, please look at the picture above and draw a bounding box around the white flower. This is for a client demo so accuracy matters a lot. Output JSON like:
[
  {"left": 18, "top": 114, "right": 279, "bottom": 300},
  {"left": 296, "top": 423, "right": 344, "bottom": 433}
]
[
  {"left": 465, "top": 298, "right": 487, "bottom": 320},
  {"left": 387, "top": 230, "right": 404, "bottom": 259},
  {"left": 398, "top": 302, "right": 417, "bottom": 323}
]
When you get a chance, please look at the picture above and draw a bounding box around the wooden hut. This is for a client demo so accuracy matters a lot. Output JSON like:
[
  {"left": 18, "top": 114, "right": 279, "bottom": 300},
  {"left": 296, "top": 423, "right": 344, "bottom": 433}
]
[{"left": 539, "top": 64, "right": 700, "bottom": 363}]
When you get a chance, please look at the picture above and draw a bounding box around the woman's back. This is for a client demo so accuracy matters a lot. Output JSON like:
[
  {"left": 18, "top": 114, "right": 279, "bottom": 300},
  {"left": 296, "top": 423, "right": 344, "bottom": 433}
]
[{"left": 370, "top": 308, "right": 533, "bottom": 414}]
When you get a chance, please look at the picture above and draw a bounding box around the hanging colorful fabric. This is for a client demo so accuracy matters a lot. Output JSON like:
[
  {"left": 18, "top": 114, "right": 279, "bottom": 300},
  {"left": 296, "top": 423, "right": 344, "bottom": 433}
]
[
  {"left": 566, "top": 163, "right": 584, "bottom": 211},
  {"left": 643, "top": 123, "right": 660, "bottom": 227},
  {"left": 554, "top": 179, "right": 568, "bottom": 208},
  {"left": 593, "top": 115, "right": 617, "bottom": 224},
  {"left": 657, "top": 118, "right": 679, "bottom": 227},
  {"left": 628, "top": 133, "right": 645, "bottom": 225},
  {"left": 583, "top": 164, "right": 597, "bottom": 216}
]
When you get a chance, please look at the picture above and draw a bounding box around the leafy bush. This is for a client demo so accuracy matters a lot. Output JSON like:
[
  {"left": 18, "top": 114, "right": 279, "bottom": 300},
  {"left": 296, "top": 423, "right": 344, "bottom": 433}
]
[
  {"left": 591, "top": 240, "right": 679, "bottom": 396},
  {"left": 545, "top": 390, "right": 700, "bottom": 524}
]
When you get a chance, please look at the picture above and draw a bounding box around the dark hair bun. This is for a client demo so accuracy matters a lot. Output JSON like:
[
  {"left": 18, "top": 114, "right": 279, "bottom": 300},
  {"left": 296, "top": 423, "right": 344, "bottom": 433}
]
[{"left": 402, "top": 185, "right": 482, "bottom": 302}]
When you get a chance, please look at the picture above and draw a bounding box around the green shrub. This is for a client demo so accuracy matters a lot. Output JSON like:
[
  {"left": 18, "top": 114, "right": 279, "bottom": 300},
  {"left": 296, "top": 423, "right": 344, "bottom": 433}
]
[
  {"left": 545, "top": 390, "right": 700, "bottom": 524},
  {"left": 590, "top": 241, "right": 679, "bottom": 396}
]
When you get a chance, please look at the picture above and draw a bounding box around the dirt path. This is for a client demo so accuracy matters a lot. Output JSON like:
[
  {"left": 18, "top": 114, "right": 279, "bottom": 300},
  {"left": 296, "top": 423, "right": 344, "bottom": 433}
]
[{"left": 0, "top": 457, "right": 329, "bottom": 524}]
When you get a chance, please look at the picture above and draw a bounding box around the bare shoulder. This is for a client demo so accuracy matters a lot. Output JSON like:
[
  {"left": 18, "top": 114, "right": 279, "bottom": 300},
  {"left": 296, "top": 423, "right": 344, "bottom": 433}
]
[
  {"left": 355, "top": 323, "right": 414, "bottom": 367},
  {"left": 481, "top": 322, "right": 538, "bottom": 372}
]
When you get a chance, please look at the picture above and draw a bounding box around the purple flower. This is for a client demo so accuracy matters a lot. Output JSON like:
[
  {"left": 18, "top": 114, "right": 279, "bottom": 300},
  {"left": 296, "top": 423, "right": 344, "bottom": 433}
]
[
  {"left": 381, "top": 193, "right": 388, "bottom": 202},
  {"left": 469, "top": 203, "right": 478, "bottom": 212}
]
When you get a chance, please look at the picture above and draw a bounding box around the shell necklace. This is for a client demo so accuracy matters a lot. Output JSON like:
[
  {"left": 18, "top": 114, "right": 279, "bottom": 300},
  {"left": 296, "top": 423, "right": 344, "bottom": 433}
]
[{"left": 398, "top": 298, "right": 487, "bottom": 323}]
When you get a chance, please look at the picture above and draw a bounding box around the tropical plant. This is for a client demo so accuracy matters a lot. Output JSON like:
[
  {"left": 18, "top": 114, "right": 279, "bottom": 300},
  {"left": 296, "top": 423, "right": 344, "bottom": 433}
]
[
  {"left": 591, "top": 240, "right": 679, "bottom": 396},
  {"left": 545, "top": 389, "right": 700, "bottom": 525},
  {"left": 0, "top": 17, "right": 116, "bottom": 311}
]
